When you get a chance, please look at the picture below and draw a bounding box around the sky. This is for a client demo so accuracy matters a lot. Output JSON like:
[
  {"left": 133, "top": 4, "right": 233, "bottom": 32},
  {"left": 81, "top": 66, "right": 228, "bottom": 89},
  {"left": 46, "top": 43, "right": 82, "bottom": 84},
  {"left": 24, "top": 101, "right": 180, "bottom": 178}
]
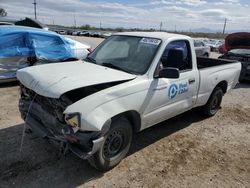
[{"left": 1, "top": 0, "right": 250, "bottom": 31}]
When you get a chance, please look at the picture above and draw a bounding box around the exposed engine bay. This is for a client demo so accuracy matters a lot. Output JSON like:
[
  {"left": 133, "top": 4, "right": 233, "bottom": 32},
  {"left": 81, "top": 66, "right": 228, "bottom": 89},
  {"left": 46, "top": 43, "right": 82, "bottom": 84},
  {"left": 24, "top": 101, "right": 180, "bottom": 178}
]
[{"left": 18, "top": 80, "right": 126, "bottom": 159}]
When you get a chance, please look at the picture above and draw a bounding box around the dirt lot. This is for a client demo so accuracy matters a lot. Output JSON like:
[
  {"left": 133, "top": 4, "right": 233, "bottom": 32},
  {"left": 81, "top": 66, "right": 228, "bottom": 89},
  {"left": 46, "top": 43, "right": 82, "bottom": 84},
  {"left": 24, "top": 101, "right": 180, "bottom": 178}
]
[{"left": 0, "top": 37, "right": 250, "bottom": 188}]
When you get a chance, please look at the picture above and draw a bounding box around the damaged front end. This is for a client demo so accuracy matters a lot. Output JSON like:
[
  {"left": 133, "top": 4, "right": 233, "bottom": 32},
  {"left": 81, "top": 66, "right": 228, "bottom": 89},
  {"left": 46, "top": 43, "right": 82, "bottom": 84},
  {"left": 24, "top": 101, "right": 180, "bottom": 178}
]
[{"left": 18, "top": 84, "right": 105, "bottom": 159}]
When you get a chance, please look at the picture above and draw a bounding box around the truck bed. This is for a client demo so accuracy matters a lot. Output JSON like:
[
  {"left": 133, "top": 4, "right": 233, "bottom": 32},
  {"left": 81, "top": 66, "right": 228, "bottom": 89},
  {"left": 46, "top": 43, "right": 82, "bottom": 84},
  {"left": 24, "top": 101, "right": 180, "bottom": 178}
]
[
  {"left": 195, "top": 57, "right": 241, "bottom": 108},
  {"left": 197, "top": 57, "right": 237, "bottom": 69}
]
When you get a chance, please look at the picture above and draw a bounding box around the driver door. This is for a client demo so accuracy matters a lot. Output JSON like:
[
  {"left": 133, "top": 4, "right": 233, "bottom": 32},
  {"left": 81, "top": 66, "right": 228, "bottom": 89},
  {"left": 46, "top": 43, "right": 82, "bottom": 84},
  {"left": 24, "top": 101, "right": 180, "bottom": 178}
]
[{"left": 142, "top": 40, "right": 199, "bottom": 128}]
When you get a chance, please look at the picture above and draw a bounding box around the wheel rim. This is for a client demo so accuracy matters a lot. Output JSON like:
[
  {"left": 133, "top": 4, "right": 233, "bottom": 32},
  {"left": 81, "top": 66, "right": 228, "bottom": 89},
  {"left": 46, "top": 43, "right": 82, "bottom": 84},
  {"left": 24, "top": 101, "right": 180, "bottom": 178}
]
[{"left": 103, "top": 130, "right": 124, "bottom": 160}]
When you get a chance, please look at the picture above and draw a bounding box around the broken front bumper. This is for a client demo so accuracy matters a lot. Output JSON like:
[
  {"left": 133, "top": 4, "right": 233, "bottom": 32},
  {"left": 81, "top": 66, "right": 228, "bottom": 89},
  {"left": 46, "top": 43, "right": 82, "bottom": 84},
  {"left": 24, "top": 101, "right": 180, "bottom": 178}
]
[{"left": 19, "top": 98, "right": 104, "bottom": 159}]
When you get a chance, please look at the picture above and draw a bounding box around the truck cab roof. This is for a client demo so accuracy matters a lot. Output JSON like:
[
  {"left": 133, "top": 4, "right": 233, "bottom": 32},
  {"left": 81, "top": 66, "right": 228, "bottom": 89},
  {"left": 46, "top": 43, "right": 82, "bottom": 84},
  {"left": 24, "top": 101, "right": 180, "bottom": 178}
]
[{"left": 115, "top": 32, "right": 191, "bottom": 41}]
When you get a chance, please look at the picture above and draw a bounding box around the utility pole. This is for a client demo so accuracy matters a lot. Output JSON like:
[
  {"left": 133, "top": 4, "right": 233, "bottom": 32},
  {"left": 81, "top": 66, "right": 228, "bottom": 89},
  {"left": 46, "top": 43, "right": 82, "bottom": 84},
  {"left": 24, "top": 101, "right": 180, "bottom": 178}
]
[
  {"left": 160, "top": 21, "right": 162, "bottom": 31},
  {"left": 33, "top": 0, "right": 37, "bottom": 20},
  {"left": 222, "top": 18, "right": 227, "bottom": 34},
  {"left": 100, "top": 21, "right": 102, "bottom": 30},
  {"left": 74, "top": 13, "right": 76, "bottom": 28}
]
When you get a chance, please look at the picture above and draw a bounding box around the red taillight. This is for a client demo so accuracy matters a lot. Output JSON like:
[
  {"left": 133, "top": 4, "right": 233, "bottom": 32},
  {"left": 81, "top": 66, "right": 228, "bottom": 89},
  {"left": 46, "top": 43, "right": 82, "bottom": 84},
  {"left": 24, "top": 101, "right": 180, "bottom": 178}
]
[{"left": 87, "top": 48, "right": 93, "bottom": 54}]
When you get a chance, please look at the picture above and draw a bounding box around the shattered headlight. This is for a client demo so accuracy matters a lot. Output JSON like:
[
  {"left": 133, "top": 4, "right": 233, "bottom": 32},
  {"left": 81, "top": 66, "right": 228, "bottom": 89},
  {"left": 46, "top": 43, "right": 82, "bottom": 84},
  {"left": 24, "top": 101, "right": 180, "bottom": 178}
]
[{"left": 65, "top": 113, "right": 81, "bottom": 129}]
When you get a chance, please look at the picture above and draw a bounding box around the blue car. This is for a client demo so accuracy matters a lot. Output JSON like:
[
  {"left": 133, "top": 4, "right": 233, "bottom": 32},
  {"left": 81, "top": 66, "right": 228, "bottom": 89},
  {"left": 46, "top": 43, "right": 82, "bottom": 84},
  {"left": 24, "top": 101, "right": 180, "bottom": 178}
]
[{"left": 0, "top": 26, "right": 91, "bottom": 83}]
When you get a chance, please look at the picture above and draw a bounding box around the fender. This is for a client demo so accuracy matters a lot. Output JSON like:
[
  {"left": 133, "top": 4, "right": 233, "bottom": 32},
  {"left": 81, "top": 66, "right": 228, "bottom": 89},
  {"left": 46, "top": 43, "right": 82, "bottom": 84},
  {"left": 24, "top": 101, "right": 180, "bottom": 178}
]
[{"left": 64, "top": 77, "right": 150, "bottom": 131}]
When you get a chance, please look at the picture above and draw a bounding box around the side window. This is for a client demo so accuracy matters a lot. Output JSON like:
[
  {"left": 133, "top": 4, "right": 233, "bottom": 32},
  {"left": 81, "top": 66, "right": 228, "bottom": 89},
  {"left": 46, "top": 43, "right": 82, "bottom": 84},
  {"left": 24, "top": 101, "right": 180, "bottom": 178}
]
[{"left": 160, "top": 40, "right": 192, "bottom": 71}]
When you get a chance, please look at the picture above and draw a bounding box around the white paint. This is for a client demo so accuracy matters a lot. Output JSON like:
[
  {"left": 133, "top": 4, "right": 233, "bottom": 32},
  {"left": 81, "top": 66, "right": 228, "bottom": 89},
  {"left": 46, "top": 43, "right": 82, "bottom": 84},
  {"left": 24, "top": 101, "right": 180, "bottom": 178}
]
[
  {"left": 64, "top": 37, "right": 90, "bottom": 59},
  {"left": 17, "top": 61, "right": 136, "bottom": 98},
  {"left": 17, "top": 32, "right": 241, "bottom": 132}
]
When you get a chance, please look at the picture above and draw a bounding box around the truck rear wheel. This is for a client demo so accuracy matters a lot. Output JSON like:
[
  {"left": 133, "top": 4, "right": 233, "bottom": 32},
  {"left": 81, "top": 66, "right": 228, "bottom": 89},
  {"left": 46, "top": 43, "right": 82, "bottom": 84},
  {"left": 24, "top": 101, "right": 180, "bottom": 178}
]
[
  {"left": 201, "top": 87, "right": 223, "bottom": 117},
  {"left": 88, "top": 117, "right": 133, "bottom": 171}
]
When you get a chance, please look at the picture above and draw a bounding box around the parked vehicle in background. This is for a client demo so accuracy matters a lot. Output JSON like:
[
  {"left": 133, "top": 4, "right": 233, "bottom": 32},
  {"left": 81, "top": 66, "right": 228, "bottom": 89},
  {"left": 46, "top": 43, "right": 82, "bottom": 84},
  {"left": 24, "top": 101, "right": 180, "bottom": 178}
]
[
  {"left": 218, "top": 43, "right": 227, "bottom": 54},
  {"left": 91, "top": 32, "right": 101, "bottom": 37},
  {"left": 0, "top": 26, "right": 91, "bottom": 83},
  {"left": 102, "top": 32, "right": 112, "bottom": 38},
  {"left": 15, "top": 17, "right": 49, "bottom": 30},
  {"left": 78, "top": 31, "right": 90, "bottom": 36},
  {"left": 58, "top": 30, "right": 67, "bottom": 35},
  {"left": 207, "top": 40, "right": 223, "bottom": 52},
  {"left": 194, "top": 39, "right": 210, "bottom": 57},
  {"left": 72, "top": 31, "right": 80, "bottom": 36},
  {"left": 66, "top": 30, "right": 74, "bottom": 35},
  {"left": 219, "top": 32, "right": 250, "bottom": 82},
  {"left": 17, "top": 32, "right": 241, "bottom": 171},
  {"left": 64, "top": 37, "right": 92, "bottom": 59}
]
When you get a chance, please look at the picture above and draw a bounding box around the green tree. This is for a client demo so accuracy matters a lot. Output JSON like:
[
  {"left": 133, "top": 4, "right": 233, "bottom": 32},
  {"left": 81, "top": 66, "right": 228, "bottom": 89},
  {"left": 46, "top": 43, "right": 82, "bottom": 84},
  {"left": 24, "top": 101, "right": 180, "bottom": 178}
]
[{"left": 0, "top": 8, "right": 7, "bottom": 17}]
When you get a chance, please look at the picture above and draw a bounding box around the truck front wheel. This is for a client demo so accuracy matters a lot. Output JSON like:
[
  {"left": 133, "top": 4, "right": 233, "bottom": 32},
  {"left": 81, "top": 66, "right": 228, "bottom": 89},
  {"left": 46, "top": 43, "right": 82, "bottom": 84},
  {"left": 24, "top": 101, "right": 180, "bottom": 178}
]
[
  {"left": 88, "top": 118, "right": 133, "bottom": 171},
  {"left": 201, "top": 87, "right": 223, "bottom": 117}
]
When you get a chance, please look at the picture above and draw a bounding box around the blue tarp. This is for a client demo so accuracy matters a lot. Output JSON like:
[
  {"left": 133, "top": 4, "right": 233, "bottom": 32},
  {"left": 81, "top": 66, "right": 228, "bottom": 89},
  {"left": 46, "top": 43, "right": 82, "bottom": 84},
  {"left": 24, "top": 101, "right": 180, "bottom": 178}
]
[{"left": 0, "top": 26, "right": 75, "bottom": 61}]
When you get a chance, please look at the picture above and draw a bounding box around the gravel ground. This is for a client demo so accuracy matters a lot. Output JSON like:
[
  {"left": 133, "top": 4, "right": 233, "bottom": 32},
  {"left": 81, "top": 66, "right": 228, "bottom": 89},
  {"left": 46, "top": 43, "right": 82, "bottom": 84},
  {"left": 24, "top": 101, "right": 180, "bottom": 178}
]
[{"left": 0, "top": 36, "right": 249, "bottom": 188}]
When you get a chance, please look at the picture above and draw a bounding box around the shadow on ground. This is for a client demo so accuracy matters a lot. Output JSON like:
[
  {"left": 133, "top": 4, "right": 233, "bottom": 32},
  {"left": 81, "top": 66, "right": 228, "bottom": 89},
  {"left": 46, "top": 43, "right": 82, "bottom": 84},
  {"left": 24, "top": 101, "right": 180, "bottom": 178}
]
[
  {"left": 0, "top": 109, "right": 206, "bottom": 187},
  {"left": 234, "top": 82, "right": 250, "bottom": 89},
  {"left": 0, "top": 81, "right": 19, "bottom": 88}
]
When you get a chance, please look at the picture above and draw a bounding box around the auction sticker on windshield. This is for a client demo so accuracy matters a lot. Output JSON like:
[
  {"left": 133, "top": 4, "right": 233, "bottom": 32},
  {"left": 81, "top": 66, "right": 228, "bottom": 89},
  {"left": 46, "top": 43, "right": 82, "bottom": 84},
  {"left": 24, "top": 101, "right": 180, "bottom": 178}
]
[{"left": 140, "top": 38, "right": 161, "bottom": 45}]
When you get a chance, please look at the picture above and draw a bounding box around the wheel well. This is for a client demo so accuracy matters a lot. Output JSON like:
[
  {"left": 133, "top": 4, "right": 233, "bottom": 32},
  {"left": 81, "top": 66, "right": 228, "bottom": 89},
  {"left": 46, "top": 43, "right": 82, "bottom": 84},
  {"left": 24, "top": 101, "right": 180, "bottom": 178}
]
[
  {"left": 112, "top": 111, "right": 141, "bottom": 133},
  {"left": 216, "top": 81, "right": 228, "bottom": 94}
]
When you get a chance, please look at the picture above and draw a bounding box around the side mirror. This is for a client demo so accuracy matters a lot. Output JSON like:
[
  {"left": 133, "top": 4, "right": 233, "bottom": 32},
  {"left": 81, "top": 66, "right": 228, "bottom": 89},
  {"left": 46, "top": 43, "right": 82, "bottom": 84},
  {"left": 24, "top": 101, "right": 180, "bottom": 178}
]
[{"left": 158, "top": 68, "right": 180, "bottom": 79}]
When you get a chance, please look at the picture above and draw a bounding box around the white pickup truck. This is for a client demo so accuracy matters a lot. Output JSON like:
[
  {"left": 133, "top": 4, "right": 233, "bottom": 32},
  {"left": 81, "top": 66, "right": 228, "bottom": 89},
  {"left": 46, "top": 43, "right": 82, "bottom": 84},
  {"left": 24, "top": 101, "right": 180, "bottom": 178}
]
[{"left": 17, "top": 32, "right": 241, "bottom": 171}]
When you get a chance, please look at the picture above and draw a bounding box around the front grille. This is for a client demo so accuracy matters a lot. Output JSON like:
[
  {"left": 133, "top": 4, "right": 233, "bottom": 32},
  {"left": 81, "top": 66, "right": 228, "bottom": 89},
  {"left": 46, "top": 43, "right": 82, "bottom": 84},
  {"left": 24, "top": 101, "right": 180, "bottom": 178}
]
[
  {"left": 20, "top": 85, "right": 66, "bottom": 122},
  {"left": 35, "top": 95, "right": 60, "bottom": 116}
]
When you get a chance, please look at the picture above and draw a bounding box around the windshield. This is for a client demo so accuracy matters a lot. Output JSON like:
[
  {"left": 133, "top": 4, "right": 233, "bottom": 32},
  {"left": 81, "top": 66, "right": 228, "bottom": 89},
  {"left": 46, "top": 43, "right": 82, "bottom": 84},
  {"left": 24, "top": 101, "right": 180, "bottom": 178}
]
[
  {"left": 87, "top": 35, "right": 161, "bottom": 74},
  {"left": 229, "top": 49, "right": 250, "bottom": 55}
]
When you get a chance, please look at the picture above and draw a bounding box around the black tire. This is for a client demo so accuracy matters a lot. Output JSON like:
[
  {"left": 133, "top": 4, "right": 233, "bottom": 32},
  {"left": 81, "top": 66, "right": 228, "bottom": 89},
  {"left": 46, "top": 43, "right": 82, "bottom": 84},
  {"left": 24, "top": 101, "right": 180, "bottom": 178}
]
[
  {"left": 201, "top": 87, "right": 223, "bottom": 117},
  {"left": 88, "top": 117, "right": 133, "bottom": 171}
]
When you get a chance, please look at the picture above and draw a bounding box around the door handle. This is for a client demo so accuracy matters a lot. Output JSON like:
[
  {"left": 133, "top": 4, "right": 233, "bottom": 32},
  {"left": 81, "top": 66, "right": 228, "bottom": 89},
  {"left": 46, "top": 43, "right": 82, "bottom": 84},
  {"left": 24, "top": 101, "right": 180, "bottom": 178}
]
[
  {"left": 153, "top": 85, "right": 168, "bottom": 91},
  {"left": 189, "top": 78, "right": 195, "bottom": 84}
]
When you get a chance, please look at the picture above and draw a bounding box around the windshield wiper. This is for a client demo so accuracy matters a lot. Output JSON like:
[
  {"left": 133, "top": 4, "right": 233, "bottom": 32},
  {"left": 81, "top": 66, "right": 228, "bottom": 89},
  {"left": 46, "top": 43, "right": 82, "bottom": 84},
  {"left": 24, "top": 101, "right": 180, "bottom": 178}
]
[
  {"left": 84, "top": 56, "right": 97, "bottom": 64},
  {"left": 101, "top": 63, "right": 134, "bottom": 74}
]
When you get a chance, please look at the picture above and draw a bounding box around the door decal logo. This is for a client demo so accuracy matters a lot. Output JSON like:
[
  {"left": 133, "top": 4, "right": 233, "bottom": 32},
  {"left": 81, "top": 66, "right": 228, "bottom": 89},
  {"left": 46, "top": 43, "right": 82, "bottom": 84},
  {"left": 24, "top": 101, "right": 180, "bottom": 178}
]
[
  {"left": 169, "top": 82, "right": 188, "bottom": 99},
  {"left": 168, "top": 84, "right": 178, "bottom": 99}
]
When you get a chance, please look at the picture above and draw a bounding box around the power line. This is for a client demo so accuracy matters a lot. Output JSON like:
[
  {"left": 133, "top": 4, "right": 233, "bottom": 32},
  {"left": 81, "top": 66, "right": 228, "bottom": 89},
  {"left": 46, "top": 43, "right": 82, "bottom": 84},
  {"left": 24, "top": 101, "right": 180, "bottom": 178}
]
[{"left": 32, "top": 0, "right": 37, "bottom": 20}]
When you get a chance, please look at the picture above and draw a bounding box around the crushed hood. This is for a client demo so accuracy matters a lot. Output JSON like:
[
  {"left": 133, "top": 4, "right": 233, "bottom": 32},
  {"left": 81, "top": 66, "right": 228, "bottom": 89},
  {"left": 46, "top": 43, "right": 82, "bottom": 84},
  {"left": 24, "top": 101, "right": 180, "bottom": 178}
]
[
  {"left": 225, "top": 32, "right": 250, "bottom": 51},
  {"left": 17, "top": 61, "right": 136, "bottom": 98}
]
